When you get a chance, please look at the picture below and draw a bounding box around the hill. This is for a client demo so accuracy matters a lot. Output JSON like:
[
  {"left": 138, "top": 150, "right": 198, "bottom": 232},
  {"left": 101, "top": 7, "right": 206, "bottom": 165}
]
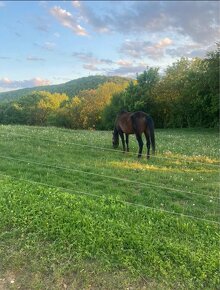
[{"left": 0, "top": 75, "right": 130, "bottom": 103}]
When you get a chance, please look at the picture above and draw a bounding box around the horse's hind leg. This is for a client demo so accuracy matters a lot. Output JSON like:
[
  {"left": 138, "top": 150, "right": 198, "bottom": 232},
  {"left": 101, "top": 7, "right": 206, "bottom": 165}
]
[
  {"left": 125, "top": 134, "right": 129, "bottom": 152},
  {"left": 135, "top": 133, "right": 143, "bottom": 158},
  {"left": 144, "top": 131, "right": 150, "bottom": 159},
  {"left": 118, "top": 130, "right": 126, "bottom": 152}
]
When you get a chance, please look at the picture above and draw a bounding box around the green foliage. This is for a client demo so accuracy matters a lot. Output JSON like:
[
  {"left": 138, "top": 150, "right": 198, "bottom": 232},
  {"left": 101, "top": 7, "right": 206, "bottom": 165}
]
[
  {"left": 101, "top": 91, "right": 126, "bottom": 129},
  {"left": 102, "top": 46, "right": 219, "bottom": 129},
  {"left": 0, "top": 91, "right": 69, "bottom": 126}
]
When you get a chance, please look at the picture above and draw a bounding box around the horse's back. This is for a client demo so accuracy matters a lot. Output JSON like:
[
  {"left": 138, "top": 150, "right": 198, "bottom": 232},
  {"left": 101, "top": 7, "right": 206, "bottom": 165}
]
[{"left": 116, "top": 111, "right": 149, "bottom": 134}]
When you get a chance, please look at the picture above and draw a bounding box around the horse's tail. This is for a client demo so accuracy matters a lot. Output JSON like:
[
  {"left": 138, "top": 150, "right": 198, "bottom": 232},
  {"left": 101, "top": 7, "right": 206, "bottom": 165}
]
[{"left": 146, "top": 115, "right": 155, "bottom": 154}]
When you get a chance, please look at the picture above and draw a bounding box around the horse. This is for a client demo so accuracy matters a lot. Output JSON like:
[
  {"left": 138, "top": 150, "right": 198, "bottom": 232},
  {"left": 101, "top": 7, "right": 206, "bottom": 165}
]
[{"left": 112, "top": 110, "right": 155, "bottom": 159}]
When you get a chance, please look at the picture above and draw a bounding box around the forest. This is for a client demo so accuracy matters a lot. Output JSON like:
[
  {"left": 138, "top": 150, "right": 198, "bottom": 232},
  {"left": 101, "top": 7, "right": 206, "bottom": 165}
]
[{"left": 0, "top": 46, "right": 219, "bottom": 129}]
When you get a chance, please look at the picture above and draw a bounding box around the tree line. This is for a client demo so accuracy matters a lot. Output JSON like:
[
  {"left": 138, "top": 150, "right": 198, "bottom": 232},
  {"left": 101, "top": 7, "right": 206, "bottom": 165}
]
[
  {"left": 0, "top": 47, "right": 219, "bottom": 129},
  {"left": 102, "top": 47, "right": 219, "bottom": 129}
]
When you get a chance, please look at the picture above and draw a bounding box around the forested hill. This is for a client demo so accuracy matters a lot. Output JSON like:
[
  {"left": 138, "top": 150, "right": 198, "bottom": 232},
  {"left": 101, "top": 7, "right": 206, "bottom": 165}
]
[{"left": 0, "top": 75, "right": 130, "bottom": 103}]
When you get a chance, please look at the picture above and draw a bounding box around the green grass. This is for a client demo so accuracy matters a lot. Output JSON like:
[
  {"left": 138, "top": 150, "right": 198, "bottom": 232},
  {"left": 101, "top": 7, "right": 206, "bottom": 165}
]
[{"left": 0, "top": 125, "right": 219, "bottom": 289}]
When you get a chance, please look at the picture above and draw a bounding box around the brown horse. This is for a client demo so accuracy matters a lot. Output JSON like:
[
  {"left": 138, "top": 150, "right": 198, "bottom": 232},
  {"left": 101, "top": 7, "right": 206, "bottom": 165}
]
[{"left": 112, "top": 111, "right": 155, "bottom": 158}]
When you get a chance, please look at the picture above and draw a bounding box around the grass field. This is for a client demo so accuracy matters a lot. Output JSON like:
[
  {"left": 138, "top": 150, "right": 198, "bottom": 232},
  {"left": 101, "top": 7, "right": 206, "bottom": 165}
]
[{"left": 0, "top": 125, "right": 219, "bottom": 289}]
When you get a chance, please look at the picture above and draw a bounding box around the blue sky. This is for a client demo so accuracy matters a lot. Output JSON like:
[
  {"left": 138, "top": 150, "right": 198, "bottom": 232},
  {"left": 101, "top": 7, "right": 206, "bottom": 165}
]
[{"left": 0, "top": 1, "right": 219, "bottom": 92}]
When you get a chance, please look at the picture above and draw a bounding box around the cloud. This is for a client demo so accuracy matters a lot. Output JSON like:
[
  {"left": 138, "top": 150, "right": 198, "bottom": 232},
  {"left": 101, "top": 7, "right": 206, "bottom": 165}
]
[
  {"left": 71, "top": 1, "right": 219, "bottom": 44},
  {"left": 36, "top": 23, "right": 50, "bottom": 33},
  {"left": 106, "top": 62, "right": 149, "bottom": 78},
  {"left": 33, "top": 78, "right": 50, "bottom": 86},
  {"left": 0, "top": 77, "right": 11, "bottom": 85},
  {"left": 30, "top": 15, "right": 50, "bottom": 33},
  {"left": 161, "top": 1, "right": 220, "bottom": 44},
  {"left": 72, "top": 1, "right": 81, "bottom": 8},
  {"left": 166, "top": 43, "right": 216, "bottom": 58},
  {"left": 0, "top": 56, "right": 11, "bottom": 60},
  {"left": 27, "top": 56, "right": 45, "bottom": 61},
  {"left": 155, "top": 38, "right": 172, "bottom": 49},
  {"left": 73, "top": 51, "right": 150, "bottom": 76},
  {"left": 73, "top": 52, "right": 113, "bottom": 66},
  {"left": 42, "top": 41, "right": 56, "bottom": 50},
  {"left": 120, "top": 38, "right": 173, "bottom": 59},
  {"left": 83, "top": 64, "right": 100, "bottom": 71},
  {"left": 39, "top": 1, "right": 47, "bottom": 8},
  {"left": 116, "top": 59, "right": 133, "bottom": 67},
  {"left": 15, "top": 32, "right": 22, "bottom": 38},
  {"left": 0, "top": 77, "right": 50, "bottom": 90},
  {"left": 71, "top": 1, "right": 110, "bottom": 33},
  {"left": 35, "top": 41, "right": 56, "bottom": 51},
  {"left": 73, "top": 51, "right": 144, "bottom": 75},
  {"left": 50, "top": 6, "right": 88, "bottom": 36}
]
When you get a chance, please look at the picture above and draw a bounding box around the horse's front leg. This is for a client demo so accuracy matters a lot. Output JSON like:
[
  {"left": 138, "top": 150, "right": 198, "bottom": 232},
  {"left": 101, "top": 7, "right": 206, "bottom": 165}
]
[
  {"left": 135, "top": 133, "right": 143, "bottom": 158},
  {"left": 125, "top": 134, "right": 129, "bottom": 152},
  {"left": 119, "top": 130, "right": 126, "bottom": 152}
]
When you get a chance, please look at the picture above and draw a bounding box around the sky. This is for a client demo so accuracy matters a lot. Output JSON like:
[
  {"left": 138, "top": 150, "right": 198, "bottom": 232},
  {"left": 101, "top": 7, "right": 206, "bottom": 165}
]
[{"left": 0, "top": 0, "right": 219, "bottom": 92}]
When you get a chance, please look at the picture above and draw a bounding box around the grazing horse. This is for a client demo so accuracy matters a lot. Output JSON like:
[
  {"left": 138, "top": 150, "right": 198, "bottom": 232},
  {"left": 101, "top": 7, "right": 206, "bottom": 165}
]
[{"left": 112, "top": 111, "right": 155, "bottom": 159}]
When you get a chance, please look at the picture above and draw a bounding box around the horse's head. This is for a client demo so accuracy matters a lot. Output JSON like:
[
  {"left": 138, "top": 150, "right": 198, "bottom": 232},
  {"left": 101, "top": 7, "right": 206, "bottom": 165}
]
[{"left": 112, "top": 130, "right": 119, "bottom": 148}]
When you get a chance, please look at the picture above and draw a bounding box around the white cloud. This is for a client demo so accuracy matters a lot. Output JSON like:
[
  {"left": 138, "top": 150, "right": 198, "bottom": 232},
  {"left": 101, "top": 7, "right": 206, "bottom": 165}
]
[
  {"left": 72, "top": 1, "right": 81, "bottom": 8},
  {"left": 50, "top": 6, "right": 88, "bottom": 36},
  {"left": 0, "top": 77, "right": 50, "bottom": 90},
  {"left": 155, "top": 38, "right": 172, "bottom": 49},
  {"left": 116, "top": 60, "right": 133, "bottom": 67},
  {"left": 1, "top": 77, "right": 11, "bottom": 84},
  {"left": 120, "top": 38, "right": 173, "bottom": 59}
]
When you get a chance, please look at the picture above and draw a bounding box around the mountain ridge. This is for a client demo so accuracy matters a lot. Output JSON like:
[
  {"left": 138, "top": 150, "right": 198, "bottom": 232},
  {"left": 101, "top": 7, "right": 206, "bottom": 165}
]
[{"left": 0, "top": 75, "right": 131, "bottom": 103}]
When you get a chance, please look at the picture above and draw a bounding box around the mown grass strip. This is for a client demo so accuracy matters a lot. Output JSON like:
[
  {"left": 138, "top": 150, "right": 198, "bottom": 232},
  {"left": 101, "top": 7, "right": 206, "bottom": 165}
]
[
  {"left": 0, "top": 131, "right": 219, "bottom": 166},
  {"left": 0, "top": 154, "right": 217, "bottom": 200},
  {"left": 0, "top": 172, "right": 219, "bottom": 225}
]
